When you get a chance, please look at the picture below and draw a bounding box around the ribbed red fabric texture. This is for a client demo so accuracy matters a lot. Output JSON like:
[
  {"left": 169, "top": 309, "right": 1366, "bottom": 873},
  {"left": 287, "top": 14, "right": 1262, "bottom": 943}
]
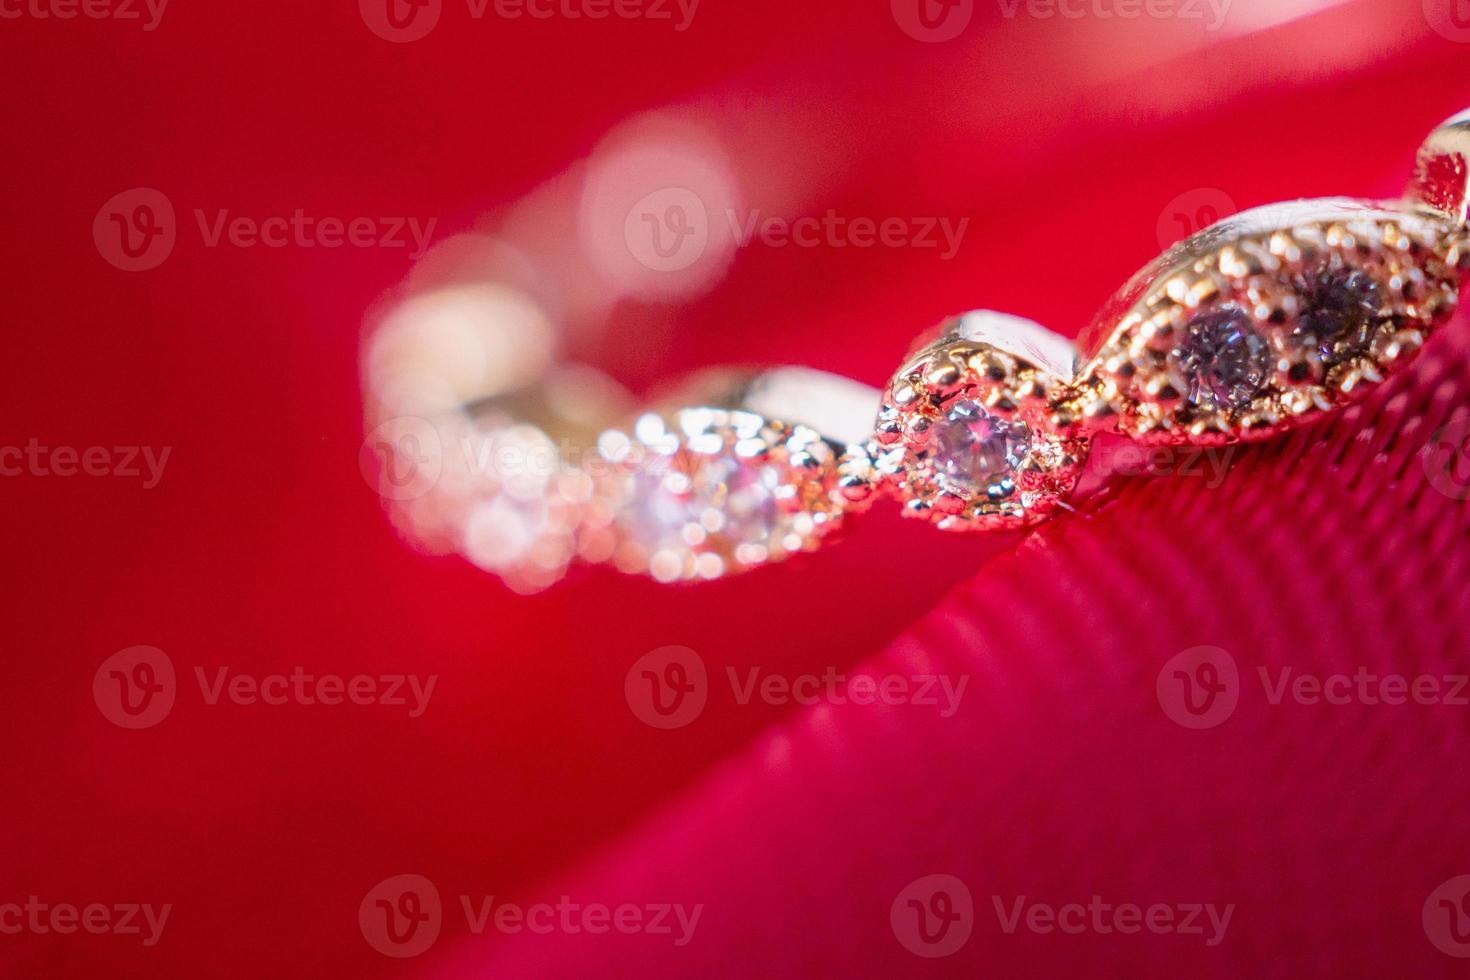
[{"left": 445, "top": 312, "right": 1470, "bottom": 977}]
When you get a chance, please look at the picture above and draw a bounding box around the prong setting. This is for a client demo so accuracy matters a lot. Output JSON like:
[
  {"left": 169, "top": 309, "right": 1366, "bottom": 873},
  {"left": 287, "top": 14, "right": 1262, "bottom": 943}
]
[
  {"left": 593, "top": 408, "right": 853, "bottom": 582},
  {"left": 1066, "top": 201, "right": 1464, "bottom": 444},
  {"left": 876, "top": 312, "right": 1089, "bottom": 531}
]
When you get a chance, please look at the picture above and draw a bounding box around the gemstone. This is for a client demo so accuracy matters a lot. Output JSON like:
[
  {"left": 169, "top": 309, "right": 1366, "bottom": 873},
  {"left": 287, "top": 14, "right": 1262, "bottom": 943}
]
[
  {"left": 621, "top": 452, "right": 778, "bottom": 548},
  {"left": 1170, "top": 307, "right": 1270, "bottom": 412},
  {"left": 606, "top": 411, "right": 843, "bottom": 581},
  {"left": 692, "top": 454, "right": 781, "bottom": 544},
  {"left": 620, "top": 454, "right": 698, "bottom": 545},
  {"left": 1294, "top": 267, "right": 1380, "bottom": 366},
  {"left": 930, "top": 399, "right": 1032, "bottom": 496}
]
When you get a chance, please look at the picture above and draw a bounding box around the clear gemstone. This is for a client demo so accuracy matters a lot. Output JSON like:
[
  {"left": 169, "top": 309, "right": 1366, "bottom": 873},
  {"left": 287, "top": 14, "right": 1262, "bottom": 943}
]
[
  {"left": 621, "top": 452, "right": 780, "bottom": 546},
  {"left": 1295, "top": 268, "right": 1380, "bottom": 366},
  {"left": 703, "top": 456, "right": 781, "bottom": 543},
  {"left": 621, "top": 455, "right": 695, "bottom": 544},
  {"left": 606, "top": 411, "right": 846, "bottom": 580},
  {"left": 1171, "top": 307, "right": 1270, "bottom": 411},
  {"left": 931, "top": 399, "right": 1031, "bottom": 495}
]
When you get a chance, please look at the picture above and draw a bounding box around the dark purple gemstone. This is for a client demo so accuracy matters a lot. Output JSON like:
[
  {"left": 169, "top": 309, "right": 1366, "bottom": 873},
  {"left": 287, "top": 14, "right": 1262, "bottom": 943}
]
[
  {"left": 1170, "top": 307, "right": 1269, "bottom": 412},
  {"left": 1294, "top": 268, "right": 1380, "bottom": 366}
]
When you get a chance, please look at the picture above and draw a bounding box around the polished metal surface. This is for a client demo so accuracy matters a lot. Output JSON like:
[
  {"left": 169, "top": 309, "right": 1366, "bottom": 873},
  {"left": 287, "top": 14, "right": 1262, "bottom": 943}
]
[{"left": 1413, "top": 107, "right": 1470, "bottom": 228}]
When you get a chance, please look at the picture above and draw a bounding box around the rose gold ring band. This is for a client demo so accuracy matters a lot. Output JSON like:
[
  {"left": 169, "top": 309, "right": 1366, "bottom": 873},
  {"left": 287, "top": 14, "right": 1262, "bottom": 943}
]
[{"left": 363, "top": 109, "right": 1470, "bottom": 591}]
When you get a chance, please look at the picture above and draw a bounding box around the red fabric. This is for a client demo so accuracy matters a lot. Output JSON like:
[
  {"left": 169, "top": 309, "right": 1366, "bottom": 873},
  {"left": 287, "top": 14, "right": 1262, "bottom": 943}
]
[
  {"left": 5, "top": 1, "right": 1470, "bottom": 977},
  {"left": 449, "top": 311, "right": 1470, "bottom": 978}
]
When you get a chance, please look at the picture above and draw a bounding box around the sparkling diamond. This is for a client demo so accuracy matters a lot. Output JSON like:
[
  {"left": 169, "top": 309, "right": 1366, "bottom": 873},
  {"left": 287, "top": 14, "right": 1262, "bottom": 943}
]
[
  {"left": 620, "top": 455, "right": 697, "bottom": 545},
  {"left": 1295, "top": 267, "right": 1380, "bottom": 366},
  {"left": 606, "top": 411, "right": 844, "bottom": 581},
  {"left": 622, "top": 452, "right": 781, "bottom": 543},
  {"left": 931, "top": 399, "right": 1032, "bottom": 496},
  {"left": 712, "top": 458, "right": 783, "bottom": 543},
  {"left": 1171, "top": 307, "right": 1270, "bottom": 411}
]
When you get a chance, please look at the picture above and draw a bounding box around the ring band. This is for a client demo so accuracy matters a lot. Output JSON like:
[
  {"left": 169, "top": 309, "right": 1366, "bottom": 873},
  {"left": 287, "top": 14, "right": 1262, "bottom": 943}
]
[{"left": 363, "top": 109, "right": 1470, "bottom": 590}]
